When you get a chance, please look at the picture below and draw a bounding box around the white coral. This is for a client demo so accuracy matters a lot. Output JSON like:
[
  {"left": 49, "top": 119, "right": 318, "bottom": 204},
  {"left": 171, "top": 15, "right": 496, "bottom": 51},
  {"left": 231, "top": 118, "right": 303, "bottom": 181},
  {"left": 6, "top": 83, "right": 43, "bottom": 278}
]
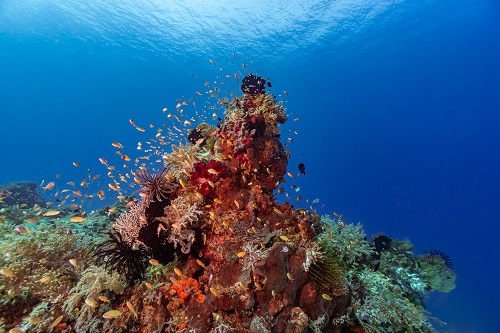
[{"left": 160, "top": 197, "right": 201, "bottom": 254}]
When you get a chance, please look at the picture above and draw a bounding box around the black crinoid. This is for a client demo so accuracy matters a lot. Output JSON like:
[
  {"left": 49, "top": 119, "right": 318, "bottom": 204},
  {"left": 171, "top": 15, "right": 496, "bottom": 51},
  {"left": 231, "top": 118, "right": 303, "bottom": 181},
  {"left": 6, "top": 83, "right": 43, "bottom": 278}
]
[
  {"left": 423, "top": 249, "right": 454, "bottom": 270},
  {"left": 94, "top": 231, "right": 150, "bottom": 282},
  {"left": 135, "top": 165, "right": 178, "bottom": 203}
]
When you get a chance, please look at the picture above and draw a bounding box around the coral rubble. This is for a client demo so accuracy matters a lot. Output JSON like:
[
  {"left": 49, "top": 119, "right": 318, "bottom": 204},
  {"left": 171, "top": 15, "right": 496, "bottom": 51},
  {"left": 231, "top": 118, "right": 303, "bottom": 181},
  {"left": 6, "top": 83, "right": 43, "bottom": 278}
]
[{"left": 0, "top": 75, "right": 455, "bottom": 333}]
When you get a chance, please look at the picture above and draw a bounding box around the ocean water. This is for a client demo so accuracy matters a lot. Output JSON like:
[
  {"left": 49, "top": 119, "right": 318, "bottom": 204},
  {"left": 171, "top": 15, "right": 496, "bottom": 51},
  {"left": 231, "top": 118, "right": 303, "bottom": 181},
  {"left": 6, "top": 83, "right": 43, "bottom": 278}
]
[{"left": 1, "top": 0, "right": 499, "bottom": 332}]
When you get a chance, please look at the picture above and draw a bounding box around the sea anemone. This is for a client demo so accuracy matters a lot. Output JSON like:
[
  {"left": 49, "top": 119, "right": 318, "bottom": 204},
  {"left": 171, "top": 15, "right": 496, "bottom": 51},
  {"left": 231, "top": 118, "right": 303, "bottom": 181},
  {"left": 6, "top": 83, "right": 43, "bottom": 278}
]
[
  {"left": 423, "top": 249, "right": 454, "bottom": 270},
  {"left": 93, "top": 231, "right": 150, "bottom": 282},
  {"left": 134, "top": 165, "right": 178, "bottom": 202}
]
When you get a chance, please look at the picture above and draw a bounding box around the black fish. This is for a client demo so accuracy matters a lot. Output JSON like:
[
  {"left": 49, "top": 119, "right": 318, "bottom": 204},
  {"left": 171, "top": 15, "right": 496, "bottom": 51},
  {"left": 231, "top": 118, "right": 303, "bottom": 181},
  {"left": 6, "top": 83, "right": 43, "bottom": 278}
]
[{"left": 298, "top": 163, "right": 306, "bottom": 175}]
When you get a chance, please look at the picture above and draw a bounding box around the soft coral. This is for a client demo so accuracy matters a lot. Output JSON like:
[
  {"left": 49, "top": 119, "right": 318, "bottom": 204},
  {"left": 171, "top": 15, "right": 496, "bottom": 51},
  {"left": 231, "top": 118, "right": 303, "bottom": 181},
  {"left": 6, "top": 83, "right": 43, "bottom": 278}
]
[{"left": 189, "top": 160, "right": 225, "bottom": 196}]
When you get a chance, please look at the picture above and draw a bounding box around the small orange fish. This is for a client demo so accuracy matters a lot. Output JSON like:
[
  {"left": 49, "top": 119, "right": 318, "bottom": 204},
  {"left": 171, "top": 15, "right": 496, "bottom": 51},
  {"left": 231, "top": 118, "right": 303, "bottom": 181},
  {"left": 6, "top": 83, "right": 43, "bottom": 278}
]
[
  {"left": 121, "top": 155, "right": 131, "bottom": 162},
  {"left": 108, "top": 183, "right": 119, "bottom": 191},
  {"left": 126, "top": 301, "right": 138, "bottom": 319},
  {"left": 102, "top": 310, "right": 122, "bottom": 319},
  {"left": 99, "top": 158, "right": 108, "bottom": 166},
  {"left": 43, "top": 210, "right": 60, "bottom": 217},
  {"left": 73, "top": 161, "right": 80, "bottom": 168},
  {"left": 207, "top": 168, "right": 219, "bottom": 175},
  {"left": 98, "top": 295, "right": 110, "bottom": 303},
  {"left": 112, "top": 142, "right": 123, "bottom": 149},
  {"left": 43, "top": 182, "right": 55, "bottom": 190},
  {"left": 0, "top": 269, "right": 15, "bottom": 278},
  {"left": 39, "top": 275, "right": 52, "bottom": 282},
  {"left": 50, "top": 315, "right": 63, "bottom": 329}
]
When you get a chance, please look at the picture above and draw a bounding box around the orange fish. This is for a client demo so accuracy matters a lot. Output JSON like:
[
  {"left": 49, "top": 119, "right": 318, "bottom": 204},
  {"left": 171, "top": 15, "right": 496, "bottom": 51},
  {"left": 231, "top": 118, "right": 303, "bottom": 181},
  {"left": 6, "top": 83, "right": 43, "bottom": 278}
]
[
  {"left": 108, "top": 183, "right": 119, "bottom": 191},
  {"left": 99, "top": 158, "right": 108, "bottom": 166},
  {"left": 43, "top": 210, "right": 60, "bottom": 217}
]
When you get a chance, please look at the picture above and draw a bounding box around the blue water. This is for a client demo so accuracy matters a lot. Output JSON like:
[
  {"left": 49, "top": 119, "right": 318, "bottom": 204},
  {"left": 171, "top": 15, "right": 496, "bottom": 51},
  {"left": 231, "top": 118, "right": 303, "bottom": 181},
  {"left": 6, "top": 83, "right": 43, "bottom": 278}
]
[{"left": 1, "top": 0, "right": 499, "bottom": 331}]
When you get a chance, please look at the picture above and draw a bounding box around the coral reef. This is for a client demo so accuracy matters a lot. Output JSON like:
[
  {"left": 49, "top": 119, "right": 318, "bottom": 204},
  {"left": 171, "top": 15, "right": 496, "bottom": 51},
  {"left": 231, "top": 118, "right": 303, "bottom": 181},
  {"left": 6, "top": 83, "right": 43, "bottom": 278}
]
[
  {"left": 0, "top": 182, "right": 46, "bottom": 209},
  {"left": 0, "top": 75, "right": 455, "bottom": 333}
]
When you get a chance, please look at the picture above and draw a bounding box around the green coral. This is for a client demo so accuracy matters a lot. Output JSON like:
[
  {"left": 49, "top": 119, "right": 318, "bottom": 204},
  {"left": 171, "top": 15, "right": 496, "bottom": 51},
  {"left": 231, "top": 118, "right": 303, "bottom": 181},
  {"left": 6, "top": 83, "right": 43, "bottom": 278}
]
[
  {"left": 62, "top": 265, "right": 124, "bottom": 332},
  {"left": 416, "top": 253, "right": 456, "bottom": 292},
  {"left": 354, "top": 270, "right": 435, "bottom": 333},
  {"left": 318, "top": 215, "right": 374, "bottom": 267},
  {"left": 378, "top": 240, "right": 428, "bottom": 294},
  {"left": 0, "top": 221, "right": 92, "bottom": 328}
]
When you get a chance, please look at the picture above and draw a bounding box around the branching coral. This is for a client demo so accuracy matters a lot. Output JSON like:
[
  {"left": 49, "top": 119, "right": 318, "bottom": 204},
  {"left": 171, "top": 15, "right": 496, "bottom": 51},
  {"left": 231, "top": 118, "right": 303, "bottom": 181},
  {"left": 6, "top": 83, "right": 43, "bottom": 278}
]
[
  {"left": 319, "top": 215, "right": 374, "bottom": 267},
  {"left": 352, "top": 270, "right": 435, "bottom": 333},
  {"left": 162, "top": 143, "right": 204, "bottom": 180},
  {"left": 0, "top": 221, "right": 91, "bottom": 327},
  {"left": 114, "top": 201, "right": 148, "bottom": 245},
  {"left": 63, "top": 265, "right": 123, "bottom": 332},
  {"left": 158, "top": 197, "right": 202, "bottom": 254},
  {"left": 241, "top": 242, "right": 268, "bottom": 271}
]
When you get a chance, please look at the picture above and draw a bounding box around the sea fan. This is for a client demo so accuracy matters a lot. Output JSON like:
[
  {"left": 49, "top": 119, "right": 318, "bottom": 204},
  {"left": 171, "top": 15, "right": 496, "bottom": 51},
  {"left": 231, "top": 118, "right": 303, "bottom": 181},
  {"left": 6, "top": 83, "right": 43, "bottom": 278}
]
[
  {"left": 94, "top": 231, "right": 150, "bottom": 282},
  {"left": 423, "top": 249, "right": 454, "bottom": 270}
]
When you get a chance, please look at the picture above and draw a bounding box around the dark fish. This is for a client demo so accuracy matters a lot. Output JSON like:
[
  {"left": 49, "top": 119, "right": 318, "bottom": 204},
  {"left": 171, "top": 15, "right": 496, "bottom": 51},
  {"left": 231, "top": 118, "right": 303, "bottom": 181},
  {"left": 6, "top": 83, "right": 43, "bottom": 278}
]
[
  {"left": 298, "top": 163, "right": 306, "bottom": 175},
  {"left": 267, "top": 81, "right": 272, "bottom": 87}
]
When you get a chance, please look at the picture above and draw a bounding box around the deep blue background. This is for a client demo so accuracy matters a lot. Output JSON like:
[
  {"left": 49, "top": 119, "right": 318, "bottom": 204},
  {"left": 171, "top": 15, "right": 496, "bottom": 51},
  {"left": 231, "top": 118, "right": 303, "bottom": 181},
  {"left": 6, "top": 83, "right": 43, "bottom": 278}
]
[{"left": 1, "top": 1, "right": 499, "bottom": 332}]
